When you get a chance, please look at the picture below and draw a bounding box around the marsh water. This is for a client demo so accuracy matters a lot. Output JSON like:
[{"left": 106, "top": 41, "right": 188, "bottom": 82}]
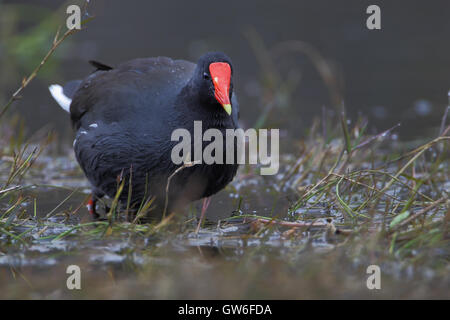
[{"left": 0, "top": 0, "right": 449, "bottom": 299}]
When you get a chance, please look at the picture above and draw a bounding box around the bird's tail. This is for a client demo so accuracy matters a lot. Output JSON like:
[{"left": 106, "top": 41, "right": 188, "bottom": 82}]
[{"left": 48, "top": 80, "right": 82, "bottom": 113}]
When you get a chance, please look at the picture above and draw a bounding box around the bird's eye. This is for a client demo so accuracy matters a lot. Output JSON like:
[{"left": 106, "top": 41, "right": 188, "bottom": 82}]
[{"left": 203, "top": 72, "right": 210, "bottom": 80}]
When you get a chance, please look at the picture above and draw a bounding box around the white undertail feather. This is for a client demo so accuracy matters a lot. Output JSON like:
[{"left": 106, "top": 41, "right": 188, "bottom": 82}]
[{"left": 48, "top": 84, "right": 71, "bottom": 112}]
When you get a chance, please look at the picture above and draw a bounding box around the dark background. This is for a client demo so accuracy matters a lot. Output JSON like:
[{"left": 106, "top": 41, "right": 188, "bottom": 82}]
[{"left": 1, "top": 0, "right": 449, "bottom": 143}]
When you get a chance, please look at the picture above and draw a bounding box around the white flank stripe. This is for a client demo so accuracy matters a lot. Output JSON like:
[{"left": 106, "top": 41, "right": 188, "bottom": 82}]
[{"left": 49, "top": 84, "right": 72, "bottom": 112}]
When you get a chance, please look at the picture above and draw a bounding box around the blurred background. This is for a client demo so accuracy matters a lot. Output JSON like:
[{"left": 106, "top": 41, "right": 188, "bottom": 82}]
[{"left": 1, "top": 0, "right": 449, "bottom": 144}]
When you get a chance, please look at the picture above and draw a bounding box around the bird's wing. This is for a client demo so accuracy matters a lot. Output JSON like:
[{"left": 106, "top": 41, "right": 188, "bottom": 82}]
[{"left": 70, "top": 57, "right": 196, "bottom": 129}]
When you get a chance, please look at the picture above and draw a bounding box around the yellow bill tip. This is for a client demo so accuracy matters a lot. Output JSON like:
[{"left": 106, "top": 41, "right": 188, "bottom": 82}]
[{"left": 223, "top": 104, "right": 232, "bottom": 116}]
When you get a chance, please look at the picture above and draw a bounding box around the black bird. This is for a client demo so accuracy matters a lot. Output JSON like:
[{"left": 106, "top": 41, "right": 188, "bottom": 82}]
[{"left": 49, "top": 52, "right": 239, "bottom": 223}]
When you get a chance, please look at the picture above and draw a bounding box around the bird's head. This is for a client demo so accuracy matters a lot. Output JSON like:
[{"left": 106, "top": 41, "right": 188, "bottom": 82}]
[{"left": 194, "top": 52, "right": 234, "bottom": 116}]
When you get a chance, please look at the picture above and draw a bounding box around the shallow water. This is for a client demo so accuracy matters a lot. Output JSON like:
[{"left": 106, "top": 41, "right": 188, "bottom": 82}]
[{"left": 0, "top": 141, "right": 448, "bottom": 299}]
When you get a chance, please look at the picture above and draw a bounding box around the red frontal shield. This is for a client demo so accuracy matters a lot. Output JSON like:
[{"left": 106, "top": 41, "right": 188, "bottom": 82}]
[{"left": 209, "top": 62, "right": 232, "bottom": 115}]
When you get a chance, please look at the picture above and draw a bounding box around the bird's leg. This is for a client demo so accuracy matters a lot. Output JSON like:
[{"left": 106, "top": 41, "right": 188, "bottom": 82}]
[
  {"left": 196, "top": 197, "right": 211, "bottom": 234},
  {"left": 86, "top": 194, "right": 98, "bottom": 218},
  {"left": 87, "top": 194, "right": 100, "bottom": 219}
]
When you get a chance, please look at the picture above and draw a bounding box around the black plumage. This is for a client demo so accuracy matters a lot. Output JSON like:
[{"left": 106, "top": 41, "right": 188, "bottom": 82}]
[{"left": 57, "top": 52, "right": 239, "bottom": 218}]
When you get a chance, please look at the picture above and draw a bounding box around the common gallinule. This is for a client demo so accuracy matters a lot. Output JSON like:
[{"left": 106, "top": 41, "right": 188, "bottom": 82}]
[{"left": 49, "top": 52, "right": 239, "bottom": 222}]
